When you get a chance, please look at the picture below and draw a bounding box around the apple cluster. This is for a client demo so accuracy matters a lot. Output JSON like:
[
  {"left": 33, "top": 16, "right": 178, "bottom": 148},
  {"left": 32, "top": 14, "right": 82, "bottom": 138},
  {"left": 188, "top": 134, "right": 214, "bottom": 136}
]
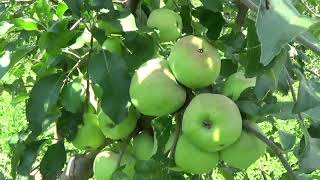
[{"left": 69, "top": 8, "right": 267, "bottom": 179}]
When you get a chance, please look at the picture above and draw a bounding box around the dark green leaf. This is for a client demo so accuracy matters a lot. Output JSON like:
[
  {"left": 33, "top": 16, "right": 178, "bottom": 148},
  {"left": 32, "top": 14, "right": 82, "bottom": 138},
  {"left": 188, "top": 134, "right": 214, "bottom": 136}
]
[
  {"left": 293, "top": 78, "right": 320, "bottom": 113},
  {"left": 56, "top": 110, "right": 82, "bottom": 141},
  {"left": 256, "top": 0, "right": 317, "bottom": 65},
  {"left": 192, "top": 7, "right": 225, "bottom": 40},
  {"left": 26, "top": 73, "right": 64, "bottom": 133},
  {"left": 237, "top": 101, "right": 260, "bottom": 118},
  {"left": 254, "top": 49, "right": 288, "bottom": 99},
  {"left": 123, "top": 32, "right": 157, "bottom": 74},
  {"left": 180, "top": 5, "right": 193, "bottom": 34},
  {"left": 200, "top": 0, "right": 223, "bottom": 12},
  {"left": 220, "top": 59, "right": 238, "bottom": 77},
  {"left": 278, "top": 130, "right": 296, "bottom": 151},
  {"left": 34, "top": 0, "right": 52, "bottom": 23},
  {"left": 63, "top": 0, "right": 83, "bottom": 16},
  {"left": 297, "top": 137, "right": 320, "bottom": 173},
  {"left": 88, "top": 51, "right": 131, "bottom": 123},
  {"left": 40, "top": 142, "right": 66, "bottom": 180},
  {"left": 16, "top": 140, "right": 45, "bottom": 177},
  {"left": 91, "top": 0, "right": 114, "bottom": 11},
  {"left": 151, "top": 116, "right": 172, "bottom": 160}
]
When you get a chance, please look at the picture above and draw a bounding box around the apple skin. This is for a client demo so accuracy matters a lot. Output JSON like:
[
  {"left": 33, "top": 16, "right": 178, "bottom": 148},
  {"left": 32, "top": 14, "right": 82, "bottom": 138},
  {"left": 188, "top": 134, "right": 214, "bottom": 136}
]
[
  {"left": 102, "top": 36, "right": 122, "bottom": 55},
  {"left": 129, "top": 58, "right": 186, "bottom": 116},
  {"left": 175, "top": 134, "right": 219, "bottom": 174},
  {"left": 98, "top": 107, "right": 139, "bottom": 140},
  {"left": 220, "top": 123, "right": 266, "bottom": 169},
  {"left": 93, "top": 150, "right": 136, "bottom": 180},
  {"left": 147, "top": 8, "right": 182, "bottom": 42},
  {"left": 182, "top": 93, "right": 242, "bottom": 152},
  {"left": 131, "top": 132, "right": 155, "bottom": 160},
  {"left": 223, "top": 71, "right": 256, "bottom": 100},
  {"left": 72, "top": 113, "right": 105, "bottom": 150},
  {"left": 168, "top": 35, "right": 221, "bottom": 89}
]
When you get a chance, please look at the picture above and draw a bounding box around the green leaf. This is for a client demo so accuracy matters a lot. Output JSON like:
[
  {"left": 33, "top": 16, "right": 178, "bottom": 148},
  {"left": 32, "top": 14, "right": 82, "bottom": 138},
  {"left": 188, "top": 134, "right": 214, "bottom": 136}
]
[
  {"left": 15, "top": 140, "right": 45, "bottom": 177},
  {"left": 14, "top": 18, "right": 38, "bottom": 31},
  {"left": 256, "top": 0, "right": 318, "bottom": 65},
  {"left": 134, "top": 160, "right": 168, "bottom": 180},
  {"left": 237, "top": 101, "right": 261, "bottom": 118},
  {"left": 220, "top": 59, "right": 238, "bottom": 77},
  {"left": 278, "top": 130, "right": 296, "bottom": 151},
  {"left": 0, "top": 21, "right": 14, "bottom": 37},
  {"left": 254, "top": 49, "right": 288, "bottom": 99},
  {"left": 56, "top": 2, "right": 69, "bottom": 19},
  {"left": 293, "top": 78, "right": 320, "bottom": 113},
  {"left": 88, "top": 51, "right": 131, "bottom": 123},
  {"left": 151, "top": 116, "right": 172, "bottom": 160},
  {"left": 34, "top": 0, "right": 52, "bottom": 23},
  {"left": 91, "top": 0, "right": 114, "bottom": 11},
  {"left": 63, "top": 0, "right": 83, "bottom": 16},
  {"left": 56, "top": 110, "right": 82, "bottom": 141},
  {"left": 0, "top": 46, "right": 35, "bottom": 79},
  {"left": 303, "top": 107, "right": 320, "bottom": 124},
  {"left": 297, "top": 137, "right": 320, "bottom": 173},
  {"left": 38, "top": 20, "right": 76, "bottom": 54},
  {"left": 26, "top": 73, "right": 64, "bottom": 133},
  {"left": 40, "top": 142, "right": 66, "bottom": 180},
  {"left": 200, "top": 0, "right": 223, "bottom": 12},
  {"left": 123, "top": 32, "right": 157, "bottom": 74},
  {"left": 260, "top": 101, "right": 296, "bottom": 120},
  {"left": 192, "top": 7, "right": 225, "bottom": 40}
]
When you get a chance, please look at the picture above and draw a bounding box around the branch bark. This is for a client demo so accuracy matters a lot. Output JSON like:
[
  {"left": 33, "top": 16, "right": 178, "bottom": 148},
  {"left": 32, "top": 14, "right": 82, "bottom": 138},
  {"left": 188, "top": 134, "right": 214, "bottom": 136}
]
[
  {"left": 240, "top": 0, "right": 320, "bottom": 55},
  {"left": 243, "top": 121, "right": 298, "bottom": 180}
]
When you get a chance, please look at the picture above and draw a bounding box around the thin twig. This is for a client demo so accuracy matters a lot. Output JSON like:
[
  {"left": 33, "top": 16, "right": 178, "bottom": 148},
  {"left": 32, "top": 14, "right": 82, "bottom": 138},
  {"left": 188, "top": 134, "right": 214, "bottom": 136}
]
[
  {"left": 243, "top": 121, "right": 298, "bottom": 180},
  {"left": 70, "top": 17, "right": 84, "bottom": 31},
  {"left": 240, "top": 0, "right": 320, "bottom": 55},
  {"left": 306, "top": 68, "right": 320, "bottom": 78}
]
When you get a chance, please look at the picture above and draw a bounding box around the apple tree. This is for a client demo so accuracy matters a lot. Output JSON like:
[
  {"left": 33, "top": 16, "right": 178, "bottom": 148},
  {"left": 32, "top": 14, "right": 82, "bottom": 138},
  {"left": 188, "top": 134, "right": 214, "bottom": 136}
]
[{"left": 0, "top": 0, "right": 320, "bottom": 179}]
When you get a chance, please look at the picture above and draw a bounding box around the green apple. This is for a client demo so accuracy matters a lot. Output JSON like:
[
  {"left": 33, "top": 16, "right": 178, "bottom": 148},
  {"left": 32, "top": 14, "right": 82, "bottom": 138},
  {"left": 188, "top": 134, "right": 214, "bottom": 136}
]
[
  {"left": 182, "top": 93, "right": 242, "bottom": 152},
  {"left": 147, "top": 8, "right": 182, "bottom": 42},
  {"left": 72, "top": 113, "right": 105, "bottom": 150},
  {"left": 98, "top": 107, "right": 139, "bottom": 140},
  {"left": 60, "top": 78, "right": 85, "bottom": 113},
  {"left": 175, "top": 134, "right": 219, "bottom": 174},
  {"left": 220, "top": 122, "right": 266, "bottom": 169},
  {"left": 129, "top": 58, "right": 186, "bottom": 116},
  {"left": 223, "top": 71, "right": 256, "bottom": 100},
  {"left": 131, "top": 132, "right": 155, "bottom": 160},
  {"left": 168, "top": 35, "right": 221, "bottom": 89},
  {"left": 102, "top": 36, "right": 122, "bottom": 55},
  {"left": 93, "top": 150, "right": 136, "bottom": 180}
]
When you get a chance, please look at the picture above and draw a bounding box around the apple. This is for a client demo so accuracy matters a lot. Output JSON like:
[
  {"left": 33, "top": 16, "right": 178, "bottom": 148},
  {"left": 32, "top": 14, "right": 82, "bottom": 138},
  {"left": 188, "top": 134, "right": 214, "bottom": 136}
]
[
  {"left": 60, "top": 78, "right": 85, "bottom": 113},
  {"left": 93, "top": 150, "right": 136, "bottom": 180},
  {"left": 131, "top": 132, "right": 156, "bottom": 160},
  {"left": 220, "top": 122, "right": 267, "bottom": 169},
  {"left": 98, "top": 106, "right": 139, "bottom": 140},
  {"left": 175, "top": 134, "right": 219, "bottom": 174},
  {"left": 168, "top": 35, "right": 221, "bottom": 89},
  {"left": 129, "top": 58, "right": 186, "bottom": 116},
  {"left": 72, "top": 113, "right": 105, "bottom": 150},
  {"left": 102, "top": 36, "right": 122, "bottom": 55},
  {"left": 147, "top": 8, "right": 182, "bottom": 42},
  {"left": 223, "top": 71, "right": 256, "bottom": 100},
  {"left": 182, "top": 93, "right": 242, "bottom": 152}
]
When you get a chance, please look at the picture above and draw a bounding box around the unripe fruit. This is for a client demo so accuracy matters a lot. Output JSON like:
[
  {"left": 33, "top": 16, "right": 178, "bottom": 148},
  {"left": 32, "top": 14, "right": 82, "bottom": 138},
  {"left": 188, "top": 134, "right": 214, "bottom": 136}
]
[
  {"left": 98, "top": 107, "right": 139, "bottom": 140},
  {"left": 175, "top": 134, "right": 219, "bottom": 174},
  {"left": 220, "top": 123, "right": 267, "bottom": 169},
  {"left": 131, "top": 132, "right": 156, "bottom": 160},
  {"left": 223, "top": 71, "right": 256, "bottom": 100},
  {"left": 72, "top": 113, "right": 105, "bottom": 150},
  {"left": 129, "top": 58, "right": 186, "bottom": 116},
  {"left": 182, "top": 93, "right": 242, "bottom": 152},
  {"left": 147, "top": 8, "right": 182, "bottom": 42},
  {"left": 168, "top": 35, "right": 221, "bottom": 89}
]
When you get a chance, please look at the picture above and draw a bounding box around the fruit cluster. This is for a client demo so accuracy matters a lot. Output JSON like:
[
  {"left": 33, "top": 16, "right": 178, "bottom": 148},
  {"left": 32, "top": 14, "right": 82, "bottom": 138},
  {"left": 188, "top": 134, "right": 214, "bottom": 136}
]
[{"left": 69, "top": 8, "right": 267, "bottom": 180}]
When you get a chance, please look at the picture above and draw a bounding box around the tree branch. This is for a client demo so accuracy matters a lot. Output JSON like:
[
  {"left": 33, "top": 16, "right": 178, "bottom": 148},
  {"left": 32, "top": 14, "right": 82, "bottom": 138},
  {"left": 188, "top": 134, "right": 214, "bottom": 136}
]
[
  {"left": 242, "top": 121, "right": 298, "bottom": 180},
  {"left": 240, "top": 0, "right": 320, "bottom": 55}
]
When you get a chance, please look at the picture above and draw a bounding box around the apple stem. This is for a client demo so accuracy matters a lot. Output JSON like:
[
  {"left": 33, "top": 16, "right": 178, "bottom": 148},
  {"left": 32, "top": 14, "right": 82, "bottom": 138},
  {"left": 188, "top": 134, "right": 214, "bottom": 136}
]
[{"left": 243, "top": 121, "right": 298, "bottom": 180}]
